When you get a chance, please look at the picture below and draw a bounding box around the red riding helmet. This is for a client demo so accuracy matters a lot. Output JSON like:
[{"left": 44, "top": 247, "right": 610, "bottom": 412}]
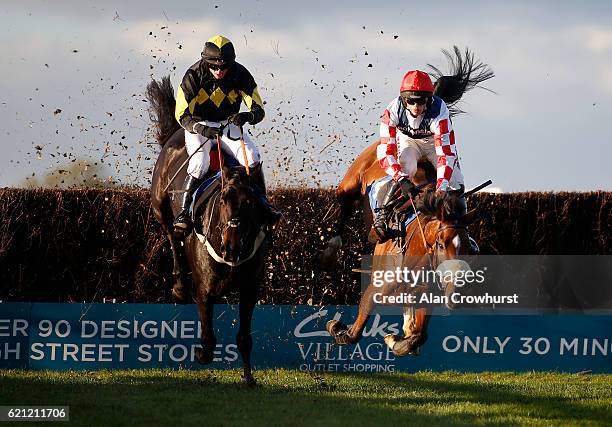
[{"left": 400, "top": 70, "right": 434, "bottom": 95}]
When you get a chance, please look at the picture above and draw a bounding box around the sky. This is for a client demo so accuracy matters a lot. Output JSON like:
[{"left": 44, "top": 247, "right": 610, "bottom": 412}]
[{"left": 1, "top": 0, "right": 612, "bottom": 192}]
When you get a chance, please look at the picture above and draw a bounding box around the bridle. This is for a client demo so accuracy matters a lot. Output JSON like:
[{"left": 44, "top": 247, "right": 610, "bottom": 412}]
[
  {"left": 403, "top": 195, "right": 467, "bottom": 291},
  {"left": 430, "top": 222, "right": 467, "bottom": 268},
  {"left": 196, "top": 183, "right": 266, "bottom": 267}
]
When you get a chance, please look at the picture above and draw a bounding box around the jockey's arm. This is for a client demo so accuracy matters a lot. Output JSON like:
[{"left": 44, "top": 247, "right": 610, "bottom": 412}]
[
  {"left": 376, "top": 99, "right": 407, "bottom": 181},
  {"left": 239, "top": 70, "right": 265, "bottom": 125},
  {"left": 431, "top": 103, "right": 457, "bottom": 191},
  {"left": 174, "top": 71, "right": 200, "bottom": 133}
]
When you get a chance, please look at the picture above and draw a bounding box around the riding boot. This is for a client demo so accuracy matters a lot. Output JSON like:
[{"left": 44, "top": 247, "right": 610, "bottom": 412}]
[
  {"left": 173, "top": 174, "right": 202, "bottom": 235},
  {"left": 369, "top": 180, "right": 402, "bottom": 243},
  {"left": 249, "top": 163, "right": 282, "bottom": 225}
]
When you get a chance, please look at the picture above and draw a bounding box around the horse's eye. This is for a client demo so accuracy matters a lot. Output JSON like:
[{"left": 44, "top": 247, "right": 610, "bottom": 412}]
[{"left": 437, "top": 241, "right": 445, "bottom": 250}]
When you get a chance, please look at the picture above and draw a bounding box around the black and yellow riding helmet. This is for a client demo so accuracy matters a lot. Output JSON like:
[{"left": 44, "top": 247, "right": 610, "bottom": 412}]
[{"left": 201, "top": 35, "right": 236, "bottom": 66}]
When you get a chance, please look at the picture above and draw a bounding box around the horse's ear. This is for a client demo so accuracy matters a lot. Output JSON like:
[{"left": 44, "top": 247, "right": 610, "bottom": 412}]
[
  {"left": 222, "top": 165, "right": 232, "bottom": 181},
  {"left": 435, "top": 193, "right": 445, "bottom": 221},
  {"left": 448, "top": 187, "right": 464, "bottom": 197},
  {"left": 239, "top": 166, "right": 249, "bottom": 180},
  {"left": 247, "top": 163, "right": 262, "bottom": 185},
  {"left": 460, "top": 209, "right": 479, "bottom": 225}
]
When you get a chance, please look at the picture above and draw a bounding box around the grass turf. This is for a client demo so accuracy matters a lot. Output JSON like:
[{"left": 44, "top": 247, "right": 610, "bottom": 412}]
[{"left": 0, "top": 369, "right": 610, "bottom": 426}]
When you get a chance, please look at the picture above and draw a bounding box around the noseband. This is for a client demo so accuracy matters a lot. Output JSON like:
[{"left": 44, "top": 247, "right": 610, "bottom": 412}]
[{"left": 221, "top": 217, "right": 246, "bottom": 251}]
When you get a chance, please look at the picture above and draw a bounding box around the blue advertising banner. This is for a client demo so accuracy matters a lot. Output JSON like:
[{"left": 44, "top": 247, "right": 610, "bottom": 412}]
[{"left": 0, "top": 303, "right": 610, "bottom": 373}]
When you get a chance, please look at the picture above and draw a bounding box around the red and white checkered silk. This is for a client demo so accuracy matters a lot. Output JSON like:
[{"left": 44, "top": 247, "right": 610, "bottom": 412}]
[{"left": 376, "top": 97, "right": 458, "bottom": 190}]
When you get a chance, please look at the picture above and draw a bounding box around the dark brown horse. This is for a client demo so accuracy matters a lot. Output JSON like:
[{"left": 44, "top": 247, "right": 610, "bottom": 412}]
[
  {"left": 327, "top": 191, "right": 478, "bottom": 356},
  {"left": 147, "top": 76, "right": 267, "bottom": 385}
]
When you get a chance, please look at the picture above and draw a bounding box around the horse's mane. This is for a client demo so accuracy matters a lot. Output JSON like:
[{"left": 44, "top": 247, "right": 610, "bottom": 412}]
[
  {"left": 417, "top": 191, "right": 466, "bottom": 222},
  {"left": 223, "top": 167, "right": 250, "bottom": 190},
  {"left": 220, "top": 166, "right": 266, "bottom": 227},
  {"left": 221, "top": 167, "right": 260, "bottom": 207},
  {"left": 429, "top": 46, "right": 495, "bottom": 117}
]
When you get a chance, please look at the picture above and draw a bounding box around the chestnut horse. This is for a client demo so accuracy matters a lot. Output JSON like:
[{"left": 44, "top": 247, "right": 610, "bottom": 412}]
[
  {"left": 323, "top": 46, "right": 493, "bottom": 355},
  {"left": 327, "top": 191, "right": 477, "bottom": 355},
  {"left": 320, "top": 45, "right": 494, "bottom": 266},
  {"left": 147, "top": 76, "right": 268, "bottom": 385}
]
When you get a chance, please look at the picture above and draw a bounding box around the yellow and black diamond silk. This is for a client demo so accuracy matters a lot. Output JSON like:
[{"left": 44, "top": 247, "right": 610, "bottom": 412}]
[{"left": 175, "top": 60, "right": 265, "bottom": 132}]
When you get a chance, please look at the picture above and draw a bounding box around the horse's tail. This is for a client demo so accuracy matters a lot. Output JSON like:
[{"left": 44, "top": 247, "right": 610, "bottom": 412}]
[
  {"left": 429, "top": 46, "right": 495, "bottom": 116},
  {"left": 146, "top": 76, "right": 180, "bottom": 146}
]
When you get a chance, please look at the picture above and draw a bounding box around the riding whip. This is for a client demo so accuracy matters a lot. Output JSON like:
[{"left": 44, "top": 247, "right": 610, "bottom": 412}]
[
  {"left": 462, "top": 180, "right": 493, "bottom": 198},
  {"left": 408, "top": 194, "right": 429, "bottom": 252},
  {"left": 239, "top": 126, "right": 250, "bottom": 176},
  {"left": 164, "top": 123, "right": 227, "bottom": 193}
]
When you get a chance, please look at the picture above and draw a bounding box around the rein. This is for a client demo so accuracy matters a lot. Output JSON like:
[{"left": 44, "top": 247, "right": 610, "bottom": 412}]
[
  {"left": 409, "top": 195, "right": 428, "bottom": 252},
  {"left": 164, "top": 122, "right": 229, "bottom": 193}
]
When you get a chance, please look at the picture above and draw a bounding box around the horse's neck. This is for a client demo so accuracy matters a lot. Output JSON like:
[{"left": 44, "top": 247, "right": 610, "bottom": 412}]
[
  {"left": 203, "top": 191, "right": 222, "bottom": 243},
  {"left": 405, "top": 214, "right": 437, "bottom": 250}
]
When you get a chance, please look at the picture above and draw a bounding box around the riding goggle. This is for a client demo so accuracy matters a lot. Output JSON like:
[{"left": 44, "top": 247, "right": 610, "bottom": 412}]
[
  {"left": 208, "top": 62, "right": 229, "bottom": 71},
  {"left": 403, "top": 97, "right": 429, "bottom": 106}
]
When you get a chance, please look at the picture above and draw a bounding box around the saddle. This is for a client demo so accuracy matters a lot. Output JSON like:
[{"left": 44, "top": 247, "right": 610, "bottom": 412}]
[{"left": 189, "top": 147, "right": 240, "bottom": 229}]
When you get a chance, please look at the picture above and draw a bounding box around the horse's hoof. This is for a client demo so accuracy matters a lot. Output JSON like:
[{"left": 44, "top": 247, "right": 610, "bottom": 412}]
[
  {"left": 326, "top": 319, "right": 343, "bottom": 335},
  {"left": 195, "top": 347, "right": 215, "bottom": 365},
  {"left": 242, "top": 375, "right": 257, "bottom": 387},
  {"left": 385, "top": 334, "right": 422, "bottom": 357},
  {"left": 384, "top": 334, "right": 399, "bottom": 351},
  {"left": 326, "top": 320, "right": 351, "bottom": 345}
]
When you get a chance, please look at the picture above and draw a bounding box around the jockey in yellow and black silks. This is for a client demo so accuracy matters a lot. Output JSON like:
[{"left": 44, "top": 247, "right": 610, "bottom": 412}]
[{"left": 173, "top": 35, "right": 280, "bottom": 233}]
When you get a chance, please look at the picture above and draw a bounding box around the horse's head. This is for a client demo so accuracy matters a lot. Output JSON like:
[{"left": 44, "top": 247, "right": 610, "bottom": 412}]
[
  {"left": 218, "top": 165, "right": 265, "bottom": 263},
  {"left": 419, "top": 190, "right": 478, "bottom": 308}
]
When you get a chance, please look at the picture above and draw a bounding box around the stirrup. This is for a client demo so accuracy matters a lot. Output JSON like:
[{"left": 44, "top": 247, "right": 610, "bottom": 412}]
[
  {"left": 369, "top": 224, "right": 390, "bottom": 244},
  {"left": 173, "top": 211, "right": 192, "bottom": 234}
]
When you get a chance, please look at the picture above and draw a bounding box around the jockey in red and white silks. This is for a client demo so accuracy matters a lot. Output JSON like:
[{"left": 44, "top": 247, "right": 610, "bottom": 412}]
[
  {"left": 370, "top": 70, "right": 468, "bottom": 245},
  {"left": 377, "top": 72, "right": 464, "bottom": 192}
]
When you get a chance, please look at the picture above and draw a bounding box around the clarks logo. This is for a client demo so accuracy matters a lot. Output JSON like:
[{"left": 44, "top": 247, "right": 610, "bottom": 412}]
[{"left": 293, "top": 310, "right": 401, "bottom": 338}]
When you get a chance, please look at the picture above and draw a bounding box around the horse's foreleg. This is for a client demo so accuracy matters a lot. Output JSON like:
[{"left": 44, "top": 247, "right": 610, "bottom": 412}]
[
  {"left": 195, "top": 291, "right": 217, "bottom": 365},
  {"left": 236, "top": 289, "right": 257, "bottom": 386},
  {"left": 320, "top": 185, "right": 359, "bottom": 268},
  {"left": 384, "top": 306, "right": 431, "bottom": 356},
  {"left": 157, "top": 193, "right": 191, "bottom": 304},
  {"left": 169, "top": 234, "right": 192, "bottom": 303},
  {"left": 326, "top": 285, "right": 378, "bottom": 345}
]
